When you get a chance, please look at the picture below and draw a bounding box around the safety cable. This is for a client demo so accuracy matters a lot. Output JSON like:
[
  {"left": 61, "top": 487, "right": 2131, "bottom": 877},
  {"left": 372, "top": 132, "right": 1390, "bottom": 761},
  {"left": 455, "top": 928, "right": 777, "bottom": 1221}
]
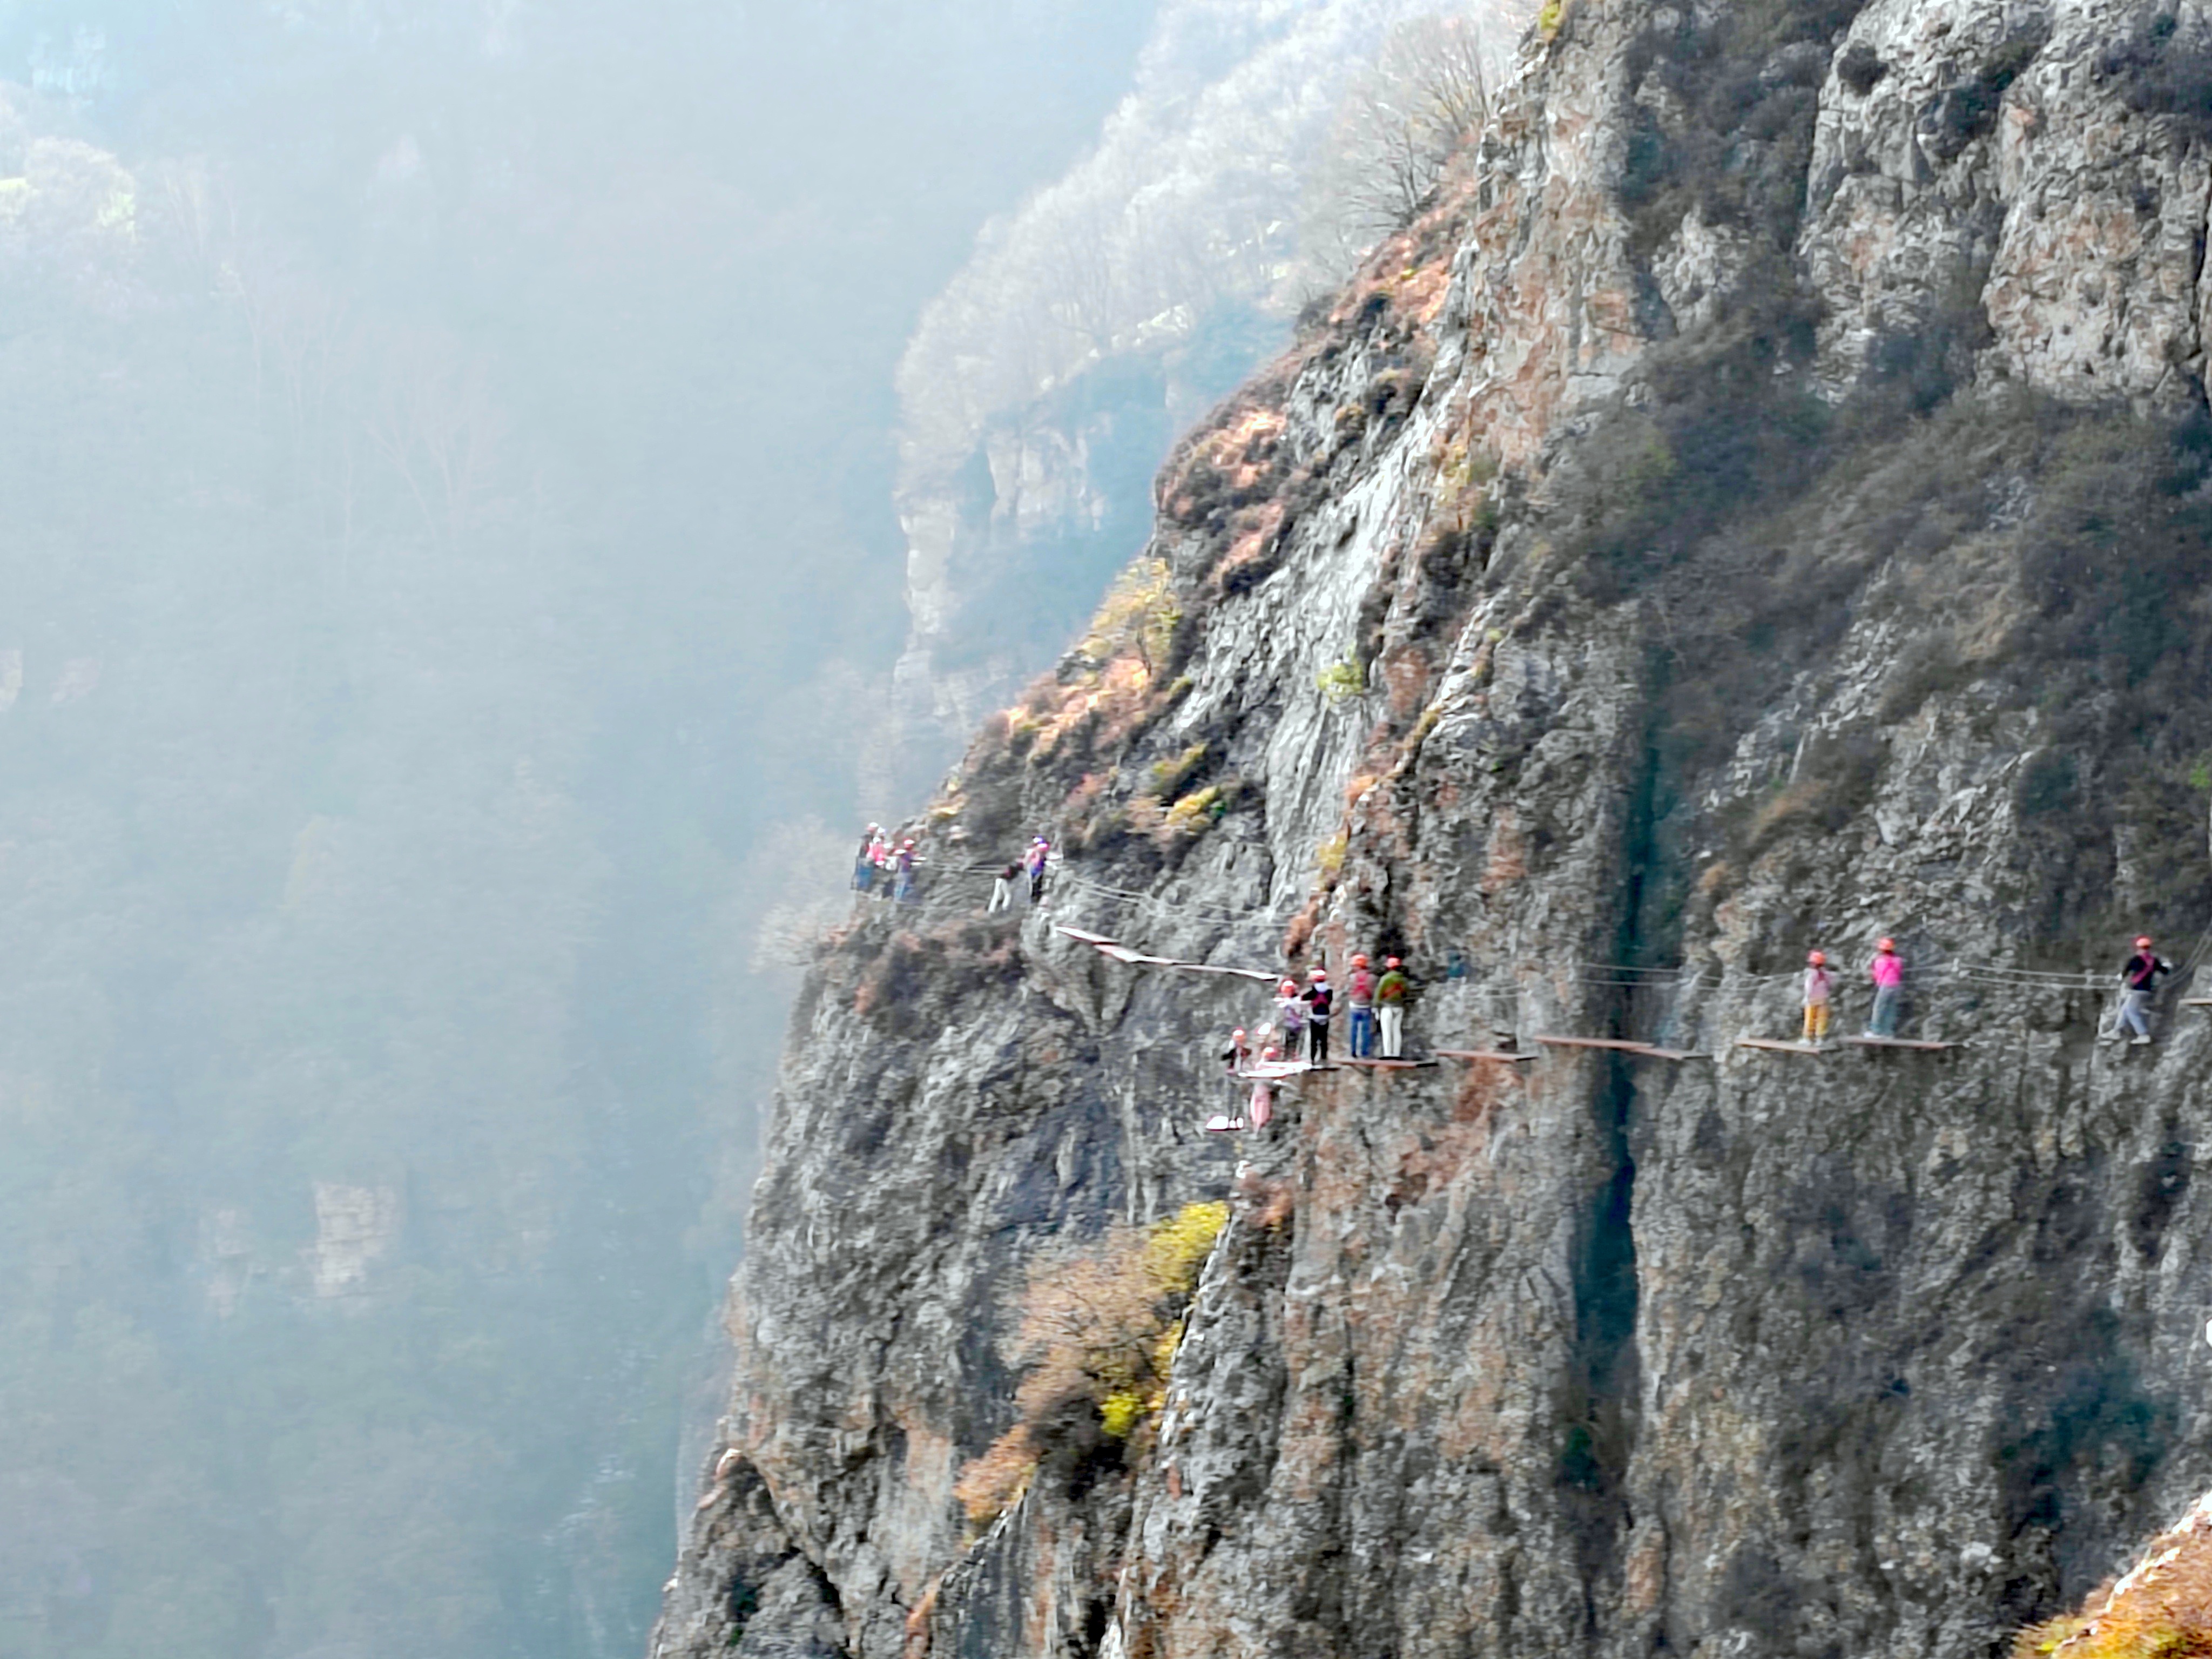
[{"left": 855, "top": 854, "right": 2209, "bottom": 1003}]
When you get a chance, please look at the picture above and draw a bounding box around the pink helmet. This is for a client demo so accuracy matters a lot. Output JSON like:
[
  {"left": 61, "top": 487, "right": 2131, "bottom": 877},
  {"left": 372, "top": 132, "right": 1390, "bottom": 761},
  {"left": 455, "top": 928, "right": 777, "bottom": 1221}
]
[
  {"left": 1279, "top": 980, "right": 1298, "bottom": 995},
  {"left": 1311, "top": 968, "right": 1328, "bottom": 981}
]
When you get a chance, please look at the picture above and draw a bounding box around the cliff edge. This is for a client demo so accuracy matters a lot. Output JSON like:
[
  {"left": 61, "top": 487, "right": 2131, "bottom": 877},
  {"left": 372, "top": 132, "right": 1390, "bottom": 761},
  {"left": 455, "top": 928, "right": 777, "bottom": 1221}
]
[{"left": 656, "top": 2, "right": 2212, "bottom": 1655}]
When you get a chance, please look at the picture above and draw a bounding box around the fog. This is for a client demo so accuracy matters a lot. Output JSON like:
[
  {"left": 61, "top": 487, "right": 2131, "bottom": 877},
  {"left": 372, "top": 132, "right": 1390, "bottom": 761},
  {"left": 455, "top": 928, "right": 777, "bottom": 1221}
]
[
  {"left": 0, "top": 5, "right": 1153, "bottom": 1655},
  {"left": 0, "top": 2, "right": 1513, "bottom": 1655}
]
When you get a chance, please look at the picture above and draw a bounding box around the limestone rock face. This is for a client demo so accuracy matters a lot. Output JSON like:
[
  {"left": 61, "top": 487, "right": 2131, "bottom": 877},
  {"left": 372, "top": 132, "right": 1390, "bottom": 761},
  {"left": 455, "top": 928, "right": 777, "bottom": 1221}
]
[
  {"left": 654, "top": 4, "right": 2212, "bottom": 1657},
  {"left": 1803, "top": 0, "right": 2212, "bottom": 403}
]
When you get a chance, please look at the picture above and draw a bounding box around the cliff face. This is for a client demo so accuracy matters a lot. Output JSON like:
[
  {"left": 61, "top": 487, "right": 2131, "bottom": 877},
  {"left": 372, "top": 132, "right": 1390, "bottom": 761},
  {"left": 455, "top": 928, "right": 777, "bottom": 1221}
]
[{"left": 656, "top": 3, "right": 2212, "bottom": 1656}]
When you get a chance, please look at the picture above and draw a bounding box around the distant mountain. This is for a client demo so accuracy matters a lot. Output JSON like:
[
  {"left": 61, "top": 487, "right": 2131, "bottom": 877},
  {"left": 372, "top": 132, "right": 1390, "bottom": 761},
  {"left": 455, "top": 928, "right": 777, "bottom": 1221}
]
[{"left": 883, "top": 0, "right": 1534, "bottom": 807}]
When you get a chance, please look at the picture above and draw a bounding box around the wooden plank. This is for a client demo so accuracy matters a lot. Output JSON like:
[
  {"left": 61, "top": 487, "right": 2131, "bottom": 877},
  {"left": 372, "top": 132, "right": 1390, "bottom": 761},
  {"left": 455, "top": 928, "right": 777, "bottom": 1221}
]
[
  {"left": 1842, "top": 1036, "right": 1959, "bottom": 1052},
  {"left": 1051, "top": 925, "right": 1117, "bottom": 946},
  {"left": 1435, "top": 1048, "right": 1540, "bottom": 1064},
  {"left": 1096, "top": 943, "right": 1179, "bottom": 967},
  {"left": 1737, "top": 1038, "right": 1829, "bottom": 1055},
  {"left": 2183, "top": 999, "right": 2212, "bottom": 1007},
  {"left": 1534, "top": 1035, "right": 1707, "bottom": 1062},
  {"left": 1174, "top": 963, "right": 1282, "bottom": 983},
  {"left": 1334, "top": 1057, "right": 1441, "bottom": 1070}
]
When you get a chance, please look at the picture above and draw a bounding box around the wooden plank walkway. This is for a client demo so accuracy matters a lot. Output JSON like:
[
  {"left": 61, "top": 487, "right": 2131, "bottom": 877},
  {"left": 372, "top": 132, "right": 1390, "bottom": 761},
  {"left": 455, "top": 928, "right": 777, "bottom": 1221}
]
[
  {"left": 1054, "top": 925, "right": 1282, "bottom": 984},
  {"left": 1334, "top": 1057, "right": 1441, "bottom": 1070},
  {"left": 2183, "top": 999, "right": 2212, "bottom": 1007},
  {"left": 1535, "top": 1035, "right": 1708, "bottom": 1062},
  {"left": 1737, "top": 1038, "right": 1829, "bottom": 1056},
  {"left": 1434, "top": 1048, "right": 1540, "bottom": 1064},
  {"left": 1842, "top": 1036, "right": 1959, "bottom": 1052}
]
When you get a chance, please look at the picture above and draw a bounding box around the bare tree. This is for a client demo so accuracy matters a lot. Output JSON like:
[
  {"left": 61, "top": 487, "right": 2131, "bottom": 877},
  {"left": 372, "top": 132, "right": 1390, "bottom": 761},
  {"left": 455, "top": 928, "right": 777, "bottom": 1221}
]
[
  {"left": 1300, "top": 9, "right": 1528, "bottom": 283},
  {"left": 365, "top": 333, "right": 508, "bottom": 549}
]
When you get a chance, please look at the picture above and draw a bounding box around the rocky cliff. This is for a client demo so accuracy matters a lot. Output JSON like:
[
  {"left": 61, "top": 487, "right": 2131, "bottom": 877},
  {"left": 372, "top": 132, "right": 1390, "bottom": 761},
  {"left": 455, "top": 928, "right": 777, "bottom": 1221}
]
[{"left": 655, "top": 2, "right": 2212, "bottom": 1655}]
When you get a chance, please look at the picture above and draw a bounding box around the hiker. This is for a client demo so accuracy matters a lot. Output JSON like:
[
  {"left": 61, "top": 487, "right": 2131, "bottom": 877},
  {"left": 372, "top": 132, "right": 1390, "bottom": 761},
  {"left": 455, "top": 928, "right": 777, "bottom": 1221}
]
[
  {"left": 1206, "top": 1028, "right": 1255, "bottom": 1131},
  {"left": 1864, "top": 938, "right": 1903, "bottom": 1038},
  {"left": 1273, "top": 980, "right": 1306, "bottom": 1058},
  {"left": 1303, "top": 968, "right": 1334, "bottom": 1064},
  {"left": 987, "top": 858, "right": 1020, "bottom": 914},
  {"left": 1026, "top": 837, "right": 1050, "bottom": 906},
  {"left": 1221, "top": 1027, "right": 1253, "bottom": 1113},
  {"left": 1345, "top": 955, "right": 1377, "bottom": 1058},
  {"left": 1802, "top": 950, "right": 1832, "bottom": 1047},
  {"left": 1250, "top": 1042, "right": 1280, "bottom": 1130},
  {"left": 853, "top": 824, "right": 881, "bottom": 893},
  {"left": 2109, "top": 935, "right": 2173, "bottom": 1047},
  {"left": 894, "top": 839, "right": 919, "bottom": 903},
  {"left": 1376, "top": 956, "right": 1411, "bottom": 1057}
]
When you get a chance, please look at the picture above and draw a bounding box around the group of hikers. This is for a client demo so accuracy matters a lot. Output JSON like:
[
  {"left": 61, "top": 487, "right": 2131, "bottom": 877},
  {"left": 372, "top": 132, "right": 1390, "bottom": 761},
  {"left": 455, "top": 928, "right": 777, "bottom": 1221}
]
[
  {"left": 854, "top": 820, "right": 2188, "bottom": 1132},
  {"left": 988, "top": 839, "right": 1052, "bottom": 912},
  {"left": 1202, "top": 932, "right": 2180, "bottom": 1133},
  {"left": 851, "top": 824, "right": 1055, "bottom": 912},
  {"left": 1796, "top": 935, "right": 2178, "bottom": 1047},
  {"left": 1205, "top": 954, "right": 1415, "bottom": 1132},
  {"left": 849, "top": 825, "right": 921, "bottom": 903},
  {"left": 1797, "top": 938, "right": 1905, "bottom": 1044}
]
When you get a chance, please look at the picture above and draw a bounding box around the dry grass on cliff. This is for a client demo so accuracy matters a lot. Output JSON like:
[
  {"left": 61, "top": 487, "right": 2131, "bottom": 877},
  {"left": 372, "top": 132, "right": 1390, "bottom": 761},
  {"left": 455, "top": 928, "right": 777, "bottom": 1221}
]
[
  {"left": 952, "top": 1203, "right": 1228, "bottom": 1527},
  {"left": 2017, "top": 1502, "right": 2212, "bottom": 1657}
]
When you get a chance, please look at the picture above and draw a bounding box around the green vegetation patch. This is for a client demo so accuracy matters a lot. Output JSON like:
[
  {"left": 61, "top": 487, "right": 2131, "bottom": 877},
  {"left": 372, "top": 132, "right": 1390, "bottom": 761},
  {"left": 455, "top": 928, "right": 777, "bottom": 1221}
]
[{"left": 952, "top": 1202, "right": 1229, "bottom": 1527}]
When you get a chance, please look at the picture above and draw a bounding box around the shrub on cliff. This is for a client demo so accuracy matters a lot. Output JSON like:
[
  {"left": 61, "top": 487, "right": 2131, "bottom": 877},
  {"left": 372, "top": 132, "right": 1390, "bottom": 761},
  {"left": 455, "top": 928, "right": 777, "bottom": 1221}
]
[
  {"left": 2015, "top": 1497, "right": 2212, "bottom": 1657},
  {"left": 952, "top": 1202, "right": 1229, "bottom": 1526},
  {"left": 2099, "top": 12, "right": 2212, "bottom": 141}
]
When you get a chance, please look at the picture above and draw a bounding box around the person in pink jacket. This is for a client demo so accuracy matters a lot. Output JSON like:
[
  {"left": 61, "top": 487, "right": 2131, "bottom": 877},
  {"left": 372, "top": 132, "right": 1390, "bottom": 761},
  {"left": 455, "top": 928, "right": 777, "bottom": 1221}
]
[{"left": 1864, "top": 938, "right": 1904, "bottom": 1038}]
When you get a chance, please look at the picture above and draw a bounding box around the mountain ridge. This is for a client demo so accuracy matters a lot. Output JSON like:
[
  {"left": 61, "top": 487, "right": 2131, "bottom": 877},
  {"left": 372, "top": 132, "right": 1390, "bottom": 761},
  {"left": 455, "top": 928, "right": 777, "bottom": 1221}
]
[{"left": 653, "top": 3, "right": 2212, "bottom": 1654}]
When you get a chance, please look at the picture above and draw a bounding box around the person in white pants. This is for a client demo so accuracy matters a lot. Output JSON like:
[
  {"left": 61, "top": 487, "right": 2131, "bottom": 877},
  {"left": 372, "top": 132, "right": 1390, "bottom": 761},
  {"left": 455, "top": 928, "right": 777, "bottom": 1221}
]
[{"left": 1375, "top": 956, "right": 1410, "bottom": 1058}]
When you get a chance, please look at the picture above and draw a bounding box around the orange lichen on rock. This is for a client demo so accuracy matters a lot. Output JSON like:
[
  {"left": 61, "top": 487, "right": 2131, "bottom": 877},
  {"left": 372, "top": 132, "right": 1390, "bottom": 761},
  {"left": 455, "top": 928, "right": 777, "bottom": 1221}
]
[
  {"left": 2017, "top": 1494, "right": 2212, "bottom": 1658},
  {"left": 1209, "top": 407, "right": 1289, "bottom": 489}
]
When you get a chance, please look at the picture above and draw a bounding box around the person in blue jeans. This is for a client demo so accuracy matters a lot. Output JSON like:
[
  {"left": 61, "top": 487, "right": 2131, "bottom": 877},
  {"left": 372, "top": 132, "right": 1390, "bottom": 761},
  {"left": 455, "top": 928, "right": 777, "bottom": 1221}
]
[
  {"left": 2108, "top": 936, "right": 2171, "bottom": 1046},
  {"left": 1344, "top": 955, "right": 1376, "bottom": 1058}
]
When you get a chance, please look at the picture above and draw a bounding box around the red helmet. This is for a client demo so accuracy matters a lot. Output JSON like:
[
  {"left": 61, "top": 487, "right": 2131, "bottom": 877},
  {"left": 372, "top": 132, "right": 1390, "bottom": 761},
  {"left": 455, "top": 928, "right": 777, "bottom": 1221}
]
[
  {"left": 1232, "top": 1028, "right": 1246, "bottom": 1040},
  {"left": 1351, "top": 954, "right": 1369, "bottom": 967},
  {"left": 902, "top": 839, "right": 915, "bottom": 848},
  {"left": 2137, "top": 936, "right": 2154, "bottom": 949},
  {"left": 1279, "top": 980, "right": 1298, "bottom": 995},
  {"left": 1877, "top": 938, "right": 1896, "bottom": 952},
  {"left": 1808, "top": 950, "right": 1826, "bottom": 967},
  {"left": 1311, "top": 968, "right": 1328, "bottom": 980}
]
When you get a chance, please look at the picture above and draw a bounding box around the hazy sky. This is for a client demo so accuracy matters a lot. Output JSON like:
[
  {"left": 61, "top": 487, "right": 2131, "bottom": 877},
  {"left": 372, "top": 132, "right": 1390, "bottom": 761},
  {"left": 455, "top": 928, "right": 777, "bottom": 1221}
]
[{"left": 0, "top": 5, "right": 1170, "bottom": 1656}]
